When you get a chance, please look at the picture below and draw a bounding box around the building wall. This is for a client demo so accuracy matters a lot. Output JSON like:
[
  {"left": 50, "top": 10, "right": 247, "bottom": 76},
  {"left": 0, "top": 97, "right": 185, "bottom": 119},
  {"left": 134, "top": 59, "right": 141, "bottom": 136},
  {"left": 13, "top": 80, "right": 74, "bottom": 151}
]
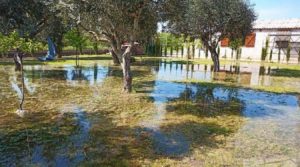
[
  {"left": 176, "top": 29, "right": 300, "bottom": 63},
  {"left": 219, "top": 31, "right": 269, "bottom": 61},
  {"left": 219, "top": 29, "right": 300, "bottom": 63}
]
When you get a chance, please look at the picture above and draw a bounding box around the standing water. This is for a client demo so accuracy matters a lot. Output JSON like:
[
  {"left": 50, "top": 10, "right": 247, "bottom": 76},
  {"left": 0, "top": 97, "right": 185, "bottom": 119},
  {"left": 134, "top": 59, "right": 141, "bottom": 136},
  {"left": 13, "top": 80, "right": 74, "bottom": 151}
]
[{"left": 0, "top": 58, "right": 300, "bottom": 166}]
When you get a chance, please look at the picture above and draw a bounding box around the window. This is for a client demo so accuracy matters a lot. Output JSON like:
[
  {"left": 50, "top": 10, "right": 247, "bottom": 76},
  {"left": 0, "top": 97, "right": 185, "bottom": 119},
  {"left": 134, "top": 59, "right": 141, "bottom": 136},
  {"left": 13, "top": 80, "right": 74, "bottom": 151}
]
[
  {"left": 245, "top": 33, "right": 256, "bottom": 47},
  {"left": 276, "top": 41, "right": 289, "bottom": 48}
]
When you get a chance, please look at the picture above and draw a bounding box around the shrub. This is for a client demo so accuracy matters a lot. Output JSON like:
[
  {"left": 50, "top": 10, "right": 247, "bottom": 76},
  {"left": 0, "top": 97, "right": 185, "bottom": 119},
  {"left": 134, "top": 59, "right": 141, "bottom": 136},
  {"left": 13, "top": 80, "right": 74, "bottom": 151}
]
[
  {"left": 278, "top": 49, "right": 281, "bottom": 62},
  {"left": 286, "top": 43, "right": 291, "bottom": 63},
  {"left": 261, "top": 47, "right": 267, "bottom": 61},
  {"left": 261, "top": 38, "right": 269, "bottom": 61},
  {"left": 269, "top": 49, "right": 273, "bottom": 61},
  {"left": 0, "top": 31, "right": 45, "bottom": 56},
  {"left": 64, "top": 29, "right": 87, "bottom": 54},
  {"left": 298, "top": 50, "right": 300, "bottom": 64}
]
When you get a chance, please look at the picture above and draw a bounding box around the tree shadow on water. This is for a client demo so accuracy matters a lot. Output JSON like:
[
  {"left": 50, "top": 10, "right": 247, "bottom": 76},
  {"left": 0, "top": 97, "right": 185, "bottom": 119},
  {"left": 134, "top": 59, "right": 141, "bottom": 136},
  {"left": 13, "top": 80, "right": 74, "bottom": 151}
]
[
  {"left": 136, "top": 121, "right": 233, "bottom": 159},
  {"left": 0, "top": 100, "right": 240, "bottom": 167},
  {"left": 165, "top": 84, "right": 243, "bottom": 118}
]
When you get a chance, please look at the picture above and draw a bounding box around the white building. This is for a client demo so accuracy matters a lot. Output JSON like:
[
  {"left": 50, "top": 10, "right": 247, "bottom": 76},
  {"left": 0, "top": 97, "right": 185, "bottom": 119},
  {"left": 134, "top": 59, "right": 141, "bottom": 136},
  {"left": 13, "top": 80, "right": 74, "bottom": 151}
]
[
  {"left": 180, "top": 19, "right": 300, "bottom": 63},
  {"left": 219, "top": 19, "right": 300, "bottom": 63}
]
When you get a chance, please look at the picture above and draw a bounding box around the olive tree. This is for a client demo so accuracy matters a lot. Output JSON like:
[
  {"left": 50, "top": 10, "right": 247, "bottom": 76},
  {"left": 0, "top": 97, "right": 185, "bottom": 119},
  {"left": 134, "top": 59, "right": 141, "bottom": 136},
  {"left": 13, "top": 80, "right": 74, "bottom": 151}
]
[
  {"left": 59, "top": 0, "right": 159, "bottom": 92},
  {"left": 166, "top": 0, "right": 256, "bottom": 71},
  {"left": 0, "top": 0, "right": 47, "bottom": 35}
]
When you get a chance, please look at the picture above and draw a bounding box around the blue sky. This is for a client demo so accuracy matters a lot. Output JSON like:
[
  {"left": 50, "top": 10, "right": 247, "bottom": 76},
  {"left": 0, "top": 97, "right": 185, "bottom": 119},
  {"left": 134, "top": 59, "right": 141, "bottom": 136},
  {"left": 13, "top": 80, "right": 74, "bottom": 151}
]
[{"left": 252, "top": 0, "right": 300, "bottom": 20}]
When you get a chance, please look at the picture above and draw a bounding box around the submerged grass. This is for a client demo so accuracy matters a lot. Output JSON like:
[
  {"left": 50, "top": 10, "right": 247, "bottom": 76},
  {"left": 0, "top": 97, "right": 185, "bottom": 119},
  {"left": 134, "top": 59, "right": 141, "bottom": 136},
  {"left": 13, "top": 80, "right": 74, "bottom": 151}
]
[
  {"left": 178, "top": 78, "right": 300, "bottom": 95},
  {"left": 1, "top": 55, "right": 300, "bottom": 166}
]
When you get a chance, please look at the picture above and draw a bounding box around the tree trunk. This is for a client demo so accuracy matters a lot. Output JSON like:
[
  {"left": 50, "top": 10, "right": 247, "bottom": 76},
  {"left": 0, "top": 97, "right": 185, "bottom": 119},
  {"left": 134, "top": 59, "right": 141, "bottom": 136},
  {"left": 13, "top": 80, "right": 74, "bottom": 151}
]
[
  {"left": 56, "top": 35, "right": 63, "bottom": 59},
  {"left": 20, "top": 62, "right": 25, "bottom": 110},
  {"left": 209, "top": 47, "right": 220, "bottom": 72},
  {"left": 111, "top": 50, "right": 121, "bottom": 65},
  {"left": 121, "top": 47, "right": 132, "bottom": 93}
]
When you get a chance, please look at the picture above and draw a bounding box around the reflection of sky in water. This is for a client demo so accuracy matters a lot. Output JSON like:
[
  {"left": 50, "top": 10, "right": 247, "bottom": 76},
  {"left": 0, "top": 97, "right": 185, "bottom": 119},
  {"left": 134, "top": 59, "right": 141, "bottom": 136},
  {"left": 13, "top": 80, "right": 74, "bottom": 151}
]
[
  {"left": 53, "top": 106, "right": 90, "bottom": 166},
  {"left": 151, "top": 80, "right": 300, "bottom": 120},
  {"left": 237, "top": 90, "right": 300, "bottom": 119},
  {"left": 151, "top": 81, "right": 196, "bottom": 104},
  {"left": 154, "top": 62, "right": 212, "bottom": 82},
  {"left": 64, "top": 65, "right": 108, "bottom": 86},
  {"left": 11, "top": 64, "right": 109, "bottom": 89},
  {"left": 3, "top": 61, "right": 300, "bottom": 162},
  {"left": 141, "top": 81, "right": 193, "bottom": 156},
  {"left": 24, "top": 76, "right": 36, "bottom": 94},
  {"left": 10, "top": 75, "right": 36, "bottom": 101},
  {"left": 11, "top": 80, "right": 23, "bottom": 100}
]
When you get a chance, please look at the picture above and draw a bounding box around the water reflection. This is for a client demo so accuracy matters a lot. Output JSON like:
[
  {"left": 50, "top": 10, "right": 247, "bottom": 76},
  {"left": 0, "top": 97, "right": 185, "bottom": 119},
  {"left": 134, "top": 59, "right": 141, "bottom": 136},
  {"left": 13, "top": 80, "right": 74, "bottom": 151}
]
[
  {"left": 53, "top": 106, "right": 91, "bottom": 166},
  {"left": 146, "top": 78, "right": 300, "bottom": 160},
  {"left": 64, "top": 65, "right": 109, "bottom": 85},
  {"left": 1, "top": 59, "right": 300, "bottom": 165},
  {"left": 140, "top": 81, "right": 192, "bottom": 156},
  {"left": 0, "top": 106, "right": 91, "bottom": 166},
  {"left": 22, "top": 64, "right": 109, "bottom": 86},
  {"left": 151, "top": 60, "right": 275, "bottom": 86}
]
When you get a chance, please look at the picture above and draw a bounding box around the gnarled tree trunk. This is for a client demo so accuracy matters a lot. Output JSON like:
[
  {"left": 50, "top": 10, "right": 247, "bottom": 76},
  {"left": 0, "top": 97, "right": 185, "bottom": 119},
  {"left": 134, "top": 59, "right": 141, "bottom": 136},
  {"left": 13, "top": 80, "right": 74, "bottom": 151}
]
[
  {"left": 111, "top": 46, "right": 133, "bottom": 93},
  {"left": 202, "top": 38, "right": 220, "bottom": 72},
  {"left": 111, "top": 50, "right": 121, "bottom": 65},
  {"left": 55, "top": 34, "right": 63, "bottom": 59},
  {"left": 121, "top": 47, "right": 132, "bottom": 93},
  {"left": 208, "top": 46, "right": 220, "bottom": 72}
]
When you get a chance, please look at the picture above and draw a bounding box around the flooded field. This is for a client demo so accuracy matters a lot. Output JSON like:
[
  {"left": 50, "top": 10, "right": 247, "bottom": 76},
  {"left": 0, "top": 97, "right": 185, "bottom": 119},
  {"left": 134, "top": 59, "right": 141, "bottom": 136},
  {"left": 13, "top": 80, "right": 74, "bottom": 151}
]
[{"left": 0, "top": 56, "right": 300, "bottom": 166}]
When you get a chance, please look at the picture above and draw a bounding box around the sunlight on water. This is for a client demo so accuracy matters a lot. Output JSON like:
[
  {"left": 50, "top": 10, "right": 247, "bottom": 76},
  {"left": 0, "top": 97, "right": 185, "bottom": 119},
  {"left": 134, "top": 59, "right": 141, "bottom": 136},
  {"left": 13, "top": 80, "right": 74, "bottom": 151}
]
[{"left": 1, "top": 59, "right": 300, "bottom": 166}]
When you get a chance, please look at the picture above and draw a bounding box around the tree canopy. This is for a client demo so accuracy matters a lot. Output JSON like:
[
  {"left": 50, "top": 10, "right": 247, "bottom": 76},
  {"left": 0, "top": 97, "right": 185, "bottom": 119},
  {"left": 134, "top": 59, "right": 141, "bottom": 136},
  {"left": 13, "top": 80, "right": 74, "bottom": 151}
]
[{"left": 166, "top": 0, "right": 256, "bottom": 71}]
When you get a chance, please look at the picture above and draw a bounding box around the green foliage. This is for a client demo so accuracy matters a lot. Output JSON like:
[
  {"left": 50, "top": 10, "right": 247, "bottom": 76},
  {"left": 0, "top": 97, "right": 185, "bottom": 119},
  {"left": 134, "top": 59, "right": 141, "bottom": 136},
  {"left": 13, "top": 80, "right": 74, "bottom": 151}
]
[
  {"left": 19, "top": 38, "right": 45, "bottom": 54},
  {"left": 158, "top": 33, "right": 185, "bottom": 48},
  {"left": 261, "top": 38, "right": 269, "bottom": 61},
  {"left": 229, "top": 38, "right": 243, "bottom": 60},
  {"left": 146, "top": 37, "right": 162, "bottom": 56},
  {"left": 0, "top": 31, "right": 45, "bottom": 55},
  {"left": 229, "top": 38, "right": 243, "bottom": 51},
  {"left": 64, "top": 29, "right": 87, "bottom": 53},
  {"left": 164, "top": 46, "right": 168, "bottom": 56},
  {"left": 261, "top": 48, "right": 267, "bottom": 61},
  {"left": 165, "top": 0, "right": 255, "bottom": 70},
  {"left": 0, "top": 0, "right": 49, "bottom": 34},
  {"left": 269, "top": 49, "right": 273, "bottom": 61},
  {"left": 0, "top": 33, "right": 11, "bottom": 55}
]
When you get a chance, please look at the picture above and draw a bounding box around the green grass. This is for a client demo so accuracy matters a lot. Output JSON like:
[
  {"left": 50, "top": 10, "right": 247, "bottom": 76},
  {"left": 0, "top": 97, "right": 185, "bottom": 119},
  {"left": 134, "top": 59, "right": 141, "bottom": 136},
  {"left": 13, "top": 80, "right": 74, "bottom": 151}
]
[{"left": 141, "top": 56, "right": 300, "bottom": 70}]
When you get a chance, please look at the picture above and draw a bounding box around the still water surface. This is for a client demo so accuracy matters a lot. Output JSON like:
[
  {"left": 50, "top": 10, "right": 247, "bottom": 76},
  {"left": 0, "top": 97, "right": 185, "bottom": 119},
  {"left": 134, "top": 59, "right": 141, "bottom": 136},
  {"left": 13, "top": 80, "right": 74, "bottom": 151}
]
[{"left": 0, "top": 59, "right": 299, "bottom": 166}]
